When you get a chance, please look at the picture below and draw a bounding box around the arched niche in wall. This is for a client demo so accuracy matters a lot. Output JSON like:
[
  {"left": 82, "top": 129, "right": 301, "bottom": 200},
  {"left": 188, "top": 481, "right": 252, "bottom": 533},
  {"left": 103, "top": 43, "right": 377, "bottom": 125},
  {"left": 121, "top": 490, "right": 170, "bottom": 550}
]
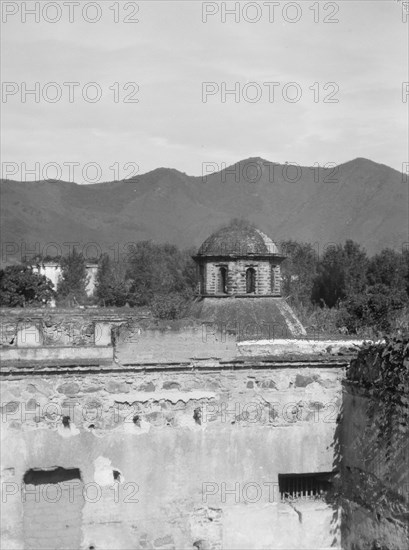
[
  {"left": 198, "top": 263, "right": 205, "bottom": 294},
  {"left": 217, "top": 266, "right": 227, "bottom": 294},
  {"left": 271, "top": 264, "right": 280, "bottom": 294},
  {"left": 246, "top": 267, "right": 256, "bottom": 294}
]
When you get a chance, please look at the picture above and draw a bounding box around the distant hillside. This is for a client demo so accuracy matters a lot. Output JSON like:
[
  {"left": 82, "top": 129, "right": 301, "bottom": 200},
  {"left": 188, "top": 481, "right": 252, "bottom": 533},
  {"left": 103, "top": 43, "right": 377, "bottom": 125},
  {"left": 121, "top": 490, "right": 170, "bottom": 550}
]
[{"left": 1, "top": 157, "right": 407, "bottom": 263}]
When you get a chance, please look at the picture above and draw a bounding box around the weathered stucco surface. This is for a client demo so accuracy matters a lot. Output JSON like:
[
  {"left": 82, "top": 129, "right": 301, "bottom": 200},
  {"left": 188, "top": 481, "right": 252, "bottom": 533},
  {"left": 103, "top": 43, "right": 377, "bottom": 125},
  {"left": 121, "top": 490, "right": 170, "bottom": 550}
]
[
  {"left": 1, "top": 346, "right": 114, "bottom": 365},
  {"left": 6, "top": 310, "right": 392, "bottom": 548},
  {"left": 1, "top": 364, "right": 343, "bottom": 549}
]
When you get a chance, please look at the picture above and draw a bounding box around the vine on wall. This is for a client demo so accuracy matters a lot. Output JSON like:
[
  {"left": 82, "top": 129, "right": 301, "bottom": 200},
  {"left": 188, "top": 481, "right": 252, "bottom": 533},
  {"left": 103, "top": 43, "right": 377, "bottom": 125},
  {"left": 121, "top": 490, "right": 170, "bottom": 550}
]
[{"left": 327, "top": 336, "right": 409, "bottom": 549}]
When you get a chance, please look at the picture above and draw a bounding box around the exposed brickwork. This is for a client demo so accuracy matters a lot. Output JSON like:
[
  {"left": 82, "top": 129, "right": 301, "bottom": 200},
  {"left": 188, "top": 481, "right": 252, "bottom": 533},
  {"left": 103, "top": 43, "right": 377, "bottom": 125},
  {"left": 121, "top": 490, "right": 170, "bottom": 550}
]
[
  {"left": 195, "top": 224, "right": 284, "bottom": 297},
  {"left": 202, "top": 260, "right": 282, "bottom": 296}
]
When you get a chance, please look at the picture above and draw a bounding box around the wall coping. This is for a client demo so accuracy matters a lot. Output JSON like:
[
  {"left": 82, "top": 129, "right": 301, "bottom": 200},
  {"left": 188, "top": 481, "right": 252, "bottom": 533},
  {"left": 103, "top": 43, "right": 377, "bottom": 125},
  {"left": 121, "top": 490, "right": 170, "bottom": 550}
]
[
  {"left": 1, "top": 356, "right": 350, "bottom": 376},
  {"left": 197, "top": 294, "right": 281, "bottom": 298}
]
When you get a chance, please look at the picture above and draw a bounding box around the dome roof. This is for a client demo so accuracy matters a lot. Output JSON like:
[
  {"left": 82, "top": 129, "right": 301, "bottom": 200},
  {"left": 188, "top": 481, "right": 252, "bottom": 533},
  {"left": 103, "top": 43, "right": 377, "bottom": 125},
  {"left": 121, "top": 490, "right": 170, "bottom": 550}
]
[{"left": 197, "top": 223, "right": 280, "bottom": 256}]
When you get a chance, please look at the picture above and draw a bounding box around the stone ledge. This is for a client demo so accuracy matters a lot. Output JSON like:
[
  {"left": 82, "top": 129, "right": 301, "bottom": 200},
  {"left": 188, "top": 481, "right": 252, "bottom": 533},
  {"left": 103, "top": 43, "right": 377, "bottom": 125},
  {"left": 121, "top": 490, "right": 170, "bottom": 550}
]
[
  {"left": 0, "top": 358, "right": 349, "bottom": 377},
  {"left": 1, "top": 346, "right": 114, "bottom": 366},
  {"left": 238, "top": 338, "right": 372, "bottom": 357}
]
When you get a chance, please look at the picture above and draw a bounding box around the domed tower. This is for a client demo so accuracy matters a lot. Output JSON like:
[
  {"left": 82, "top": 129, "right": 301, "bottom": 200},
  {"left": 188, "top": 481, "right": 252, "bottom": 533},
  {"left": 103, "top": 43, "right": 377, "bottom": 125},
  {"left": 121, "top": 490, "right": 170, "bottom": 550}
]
[
  {"left": 193, "top": 223, "right": 285, "bottom": 297},
  {"left": 190, "top": 221, "right": 306, "bottom": 339}
]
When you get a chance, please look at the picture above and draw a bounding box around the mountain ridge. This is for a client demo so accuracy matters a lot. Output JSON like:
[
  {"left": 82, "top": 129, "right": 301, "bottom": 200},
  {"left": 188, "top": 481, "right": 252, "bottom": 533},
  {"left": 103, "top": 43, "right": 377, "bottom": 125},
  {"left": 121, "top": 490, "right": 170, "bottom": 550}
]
[
  {"left": 1, "top": 157, "right": 407, "bottom": 263},
  {"left": 1, "top": 157, "right": 404, "bottom": 187}
]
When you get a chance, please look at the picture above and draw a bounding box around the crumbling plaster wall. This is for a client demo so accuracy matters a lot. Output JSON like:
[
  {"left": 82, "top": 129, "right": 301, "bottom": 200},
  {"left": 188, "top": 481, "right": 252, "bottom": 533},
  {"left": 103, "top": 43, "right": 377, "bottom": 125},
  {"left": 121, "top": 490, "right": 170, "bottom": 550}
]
[{"left": 1, "top": 365, "right": 343, "bottom": 550}]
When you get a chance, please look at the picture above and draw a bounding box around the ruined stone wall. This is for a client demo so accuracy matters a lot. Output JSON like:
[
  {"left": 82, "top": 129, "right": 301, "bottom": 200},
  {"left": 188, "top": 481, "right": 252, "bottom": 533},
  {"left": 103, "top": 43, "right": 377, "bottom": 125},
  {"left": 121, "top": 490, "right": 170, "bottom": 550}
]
[
  {"left": 338, "top": 337, "right": 409, "bottom": 550},
  {"left": 0, "top": 311, "right": 100, "bottom": 348},
  {"left": 1, "top": 364, "right": 343, "bottom": 550},
  {"left": 0, "top": 309, "right": 147, "bottom": 348}
]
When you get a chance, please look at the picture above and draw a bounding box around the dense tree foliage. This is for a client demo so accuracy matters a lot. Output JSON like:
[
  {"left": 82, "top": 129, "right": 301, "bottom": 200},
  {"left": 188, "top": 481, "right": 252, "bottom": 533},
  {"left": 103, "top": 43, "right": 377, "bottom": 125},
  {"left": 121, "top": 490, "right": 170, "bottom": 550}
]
[
  {"left": 281, "top": 241, "right": 318, "bottom": 305},
  {"left": 283, "top": 240, "right": 408, "bottom": 334},
  {"left": 2, "top": 234, "right": 408, "bottom": 332},
  {"left": 92, "top": 242, "right": 196, "bottom": 317},
  {"left": 367, "top": 249, "right": 408, "bottom": 291},
  {"left": 124, "top": 242, "right": 196, "bottom": 317},
  {"left": 95, "top": 254, "right": 130, "bottom": 307},
  {"left": 0, "top": 266, "right": 54, "bottom": 307},
  {"left": 338, "top": 284, "right": 408, "bottom": 333},
  {"left": 57, "top": 248, "right": 88, "bottom": 302},
  {"left": 311, "top": 241, "right": 368, "bottom": 307}
]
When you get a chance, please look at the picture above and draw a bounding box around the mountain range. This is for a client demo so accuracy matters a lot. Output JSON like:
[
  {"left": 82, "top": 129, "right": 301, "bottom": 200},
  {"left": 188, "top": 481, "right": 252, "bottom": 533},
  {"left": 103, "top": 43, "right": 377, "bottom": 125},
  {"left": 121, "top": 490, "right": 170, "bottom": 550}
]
[{"left": 1, "top": 157, "right": 407, "bottom": 263}]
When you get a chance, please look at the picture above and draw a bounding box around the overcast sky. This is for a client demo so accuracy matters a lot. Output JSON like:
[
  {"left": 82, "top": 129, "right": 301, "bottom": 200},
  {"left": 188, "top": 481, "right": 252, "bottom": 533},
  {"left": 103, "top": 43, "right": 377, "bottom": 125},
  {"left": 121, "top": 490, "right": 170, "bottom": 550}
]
[{"left": 1, "top": 0, "right": 408, "bottom": 183}]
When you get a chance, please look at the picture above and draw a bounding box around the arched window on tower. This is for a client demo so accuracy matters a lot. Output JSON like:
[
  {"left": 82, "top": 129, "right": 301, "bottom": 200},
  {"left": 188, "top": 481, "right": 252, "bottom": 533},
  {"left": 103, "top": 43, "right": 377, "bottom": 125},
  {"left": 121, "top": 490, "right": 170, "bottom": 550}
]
[
  {"left": 271, "top": 265, "right": 279, "bottom": 294},
  {"left": 217, "top": 266, "right": 227, "bottom": 294},
  {"left": 199, "top": 264, "right": 205, "bottom": 294},
  {"left": 246, "top": 268, "right": 256, "bottom": 294}
]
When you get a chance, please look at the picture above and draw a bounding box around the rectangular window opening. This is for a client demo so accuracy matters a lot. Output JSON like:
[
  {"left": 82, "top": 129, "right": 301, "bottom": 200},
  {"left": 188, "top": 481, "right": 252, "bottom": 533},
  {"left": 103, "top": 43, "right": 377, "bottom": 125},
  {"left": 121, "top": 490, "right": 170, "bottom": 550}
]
[
  {"left": 23, "top": 467, "right": 81, "bottom": 485},
  {"left": 278, "top": 472, "right": 335, "bottom": 500}
]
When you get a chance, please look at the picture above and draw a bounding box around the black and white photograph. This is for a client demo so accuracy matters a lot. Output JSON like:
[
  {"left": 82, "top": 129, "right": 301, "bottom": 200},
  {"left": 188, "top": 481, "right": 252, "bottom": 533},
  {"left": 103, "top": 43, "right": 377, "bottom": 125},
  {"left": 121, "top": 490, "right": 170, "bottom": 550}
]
[{"left": 1, "top": 1, "right": 408, "bottom": 548}]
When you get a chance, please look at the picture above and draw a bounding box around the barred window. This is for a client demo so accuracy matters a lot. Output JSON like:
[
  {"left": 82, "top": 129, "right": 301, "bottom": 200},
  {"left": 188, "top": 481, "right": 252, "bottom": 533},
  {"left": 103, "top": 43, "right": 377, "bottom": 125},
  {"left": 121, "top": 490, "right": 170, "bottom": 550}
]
[{"left": 278, "top": 472, "right": 334, "bottom": 500}]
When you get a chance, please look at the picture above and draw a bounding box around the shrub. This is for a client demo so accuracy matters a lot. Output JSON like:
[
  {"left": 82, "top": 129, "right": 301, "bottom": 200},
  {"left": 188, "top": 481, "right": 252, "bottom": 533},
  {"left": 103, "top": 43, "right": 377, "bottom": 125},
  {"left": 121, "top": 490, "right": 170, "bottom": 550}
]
[
  {"left": 339, "top": 285, "right": 408, "bottom": 334},
  {"left": 0, "top": 265, "right": 55, "bottom": 307},
  {"left": 150, "top": 292, "right": 192, "bottom": 320}
]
